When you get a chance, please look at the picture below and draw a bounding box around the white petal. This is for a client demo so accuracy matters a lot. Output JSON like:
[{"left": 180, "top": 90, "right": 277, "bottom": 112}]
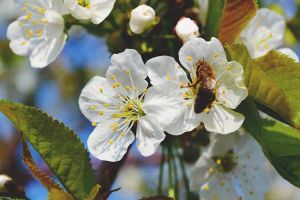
[
  {"left": 190, "top": 155, "right": 212, "bottom": 191},
  {"left": 79, "top": 76, "right": 118, "bottom": 123},
  {"left": 206, "top": 133, "right": 240, "bottom": 156},
  {"left": 29, "top": 33, "right": 67, "bottom": 68},
  {"left": 234, "top": 134, "right": 270, "bottom": 200},
  {"left": 238, "top": 8, "right": 285, "bottom": 58},
  {"left": 216, "top": 61, "right": 248, "bottom": 109},
  {"left": 91, "top": 0, "right": 116, "bottom": 24},
  {"left": 67, "top": 0, "right": 91, "bottom": 20},
  {"left": 142, "top": 81, "right": 184, "bottom": 135},
  {"left": 200, "top": 105, "right": 245, "bottom": 134},
  {"left": 206, "top": 37, "right": 228, "bottom": 67},
  {"left": 88, "top": 118, "right": 135, "bottom": 162},
  {"left": 277, "top": 48, "right": 299, "bottom": 62},
  {"left": 145, "top": 56, "right": 188, "bottom": 85},
  {"left": 7, "top": 20, "right": 23, "bottom": 41},
  {"left": 179, "top": 37, "right": 227, "bottom": 72},
  {"left": 136, "top": 115, "right": 165, "bottom": 157},
  {"left": 9, "top": 38, "right": 32, "bottom": 56},
  {"left": 172, "top": 102, "right": 203, "bottom": 134},
  {"left": 106, "top": 49, "right": 148, "bottom": 97},
  {"left": 44, "top": 9, "right": 65, "bottom": 39},
  {"left": 110, "top": 49, "right": 147, "bottom": 78},
  {"left": 50, "top": 0, "right": 69, "bottom": 15},
  {"left": 179, "top": 38, "right": 208, "bottom": 71},
  {"left": 200, "top": 174, "right": 239, "bottom": 200},
  {"left": 106, "top": 66, "right": 148, "bottom": 98}
]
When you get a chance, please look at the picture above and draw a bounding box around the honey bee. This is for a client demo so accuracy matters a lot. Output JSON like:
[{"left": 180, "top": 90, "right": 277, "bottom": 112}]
[{"left": 192, "top": 60, "right": 216, "bottom": 113}]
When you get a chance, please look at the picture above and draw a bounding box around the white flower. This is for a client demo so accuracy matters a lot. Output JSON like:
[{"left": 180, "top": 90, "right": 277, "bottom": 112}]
[
  {"left": 129, "top": 4, "right": 156, "bottom": 34},
  {"left": 0, "top": 175, "right": 12, "bottom": 193},
  {"left": 146, "top": 37, "right": 247, "bottom": 135},
  {"left": 65, "top": 0, "right": 116, "bottom": 24},
  {"left": 175, "top": 17, "right": 200, "bottom": 43},
  {"left": 190, "top": 132, "right": 270, "bottom": 200},
  {"left": 238, "top": 8, "right": 299, "bottom": 61},
  {"left": 79, "top": 49, "right": 183, "bottom": 162},
  {"left": 7, "top": 0, "right": 67, "bottom": 68}
]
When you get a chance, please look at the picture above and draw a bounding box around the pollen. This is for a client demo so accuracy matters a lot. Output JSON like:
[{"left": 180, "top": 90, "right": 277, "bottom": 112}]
[
  {"left": 125, "top": 69, "right": 130, "bottom": 74},
  {"left": 226, "top": 65, "right": 232, "bottom": 70},
  {"left": 110, "top": 123, "right": 118, "bottom": 131},
  {"left": 180, "top": 82, "right": 186, "bottom": 87},
  {"left": 216, "top": 159, "right": 222, "bottom": 165},
  {"left": 213, "top": 53, "right": 219, "bottom": 58},
  {"left": 104, "top": 103, "right": 110, "bottom": 108},
  {"left": 108, "top": 139, "right": 114, "bottom": 145},
  {"left": 142, "top": 88, "right": 147, "bottom": 93},
  {"left": 20, "top": 41, "right": 27, "bottom": 46},
  {"left": 125, "top": 86, "right": 131, "bottom": 90},
  {"left": 165, "top": 75, "right": 172, "bottom": 80},
  {"left": 204, "top": 108, "right": 210, "bottom": 113},
  {"left": 186, "top": 56, "right": 193, "bottom": 62},
  {"left": 112, "top": 82, "right": 120, "bottom": 88},
  {"left": 183, "top": 92, "right": 188, "bottom": 98},
  {"left": 99, "top": 87, "right": 104, "bottom": 93},
  {"left": 98, "top": 111, "right": 104, "bottom": 116},
  {"left": 202, "top": 184, "right": 210, "bottom": 191},
  {"left": 89, "top": 105, "right": 97, "bottom": 110},
  {"left": 92, "top": 122, "right": 97, "bottom": 126},
  {"left": 110, "top": 74, "right": 116, "bottom": 80},
  {"left": 120, "top": 131, "right": 126, "bottom": 137},
  {"left": 209, "top": 167, "right": 214, "bottom": 173}
]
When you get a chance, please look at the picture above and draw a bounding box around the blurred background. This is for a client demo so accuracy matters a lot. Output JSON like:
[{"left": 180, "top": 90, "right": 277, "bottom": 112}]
[{"left": 0, "top": 0, "right": 300, "bottom": 199}]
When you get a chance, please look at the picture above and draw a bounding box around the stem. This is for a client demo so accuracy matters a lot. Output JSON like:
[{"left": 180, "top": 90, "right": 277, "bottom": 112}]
[
  {"left": 167, "top": 143, "right": 174, "bottom": 198},
  {"left": 171, "top": 146, "right": 179, "bottom": 200},
  {"left": 175, "top": 145, "right": 191, "bottom": 200},
  {"left": 158, "top": 146, "right": 165, "bottom": 195}
]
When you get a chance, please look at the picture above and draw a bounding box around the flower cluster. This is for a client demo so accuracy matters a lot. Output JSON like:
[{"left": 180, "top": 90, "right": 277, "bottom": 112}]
[
  {"left": 6, "top": 1, "right": 299, "bottom": 199},
  {"left": 7, "top": 0, "right": 116, "bottom": 68},
  {"left": 79, "top": 37, "right": 248, "bottom": 161}
]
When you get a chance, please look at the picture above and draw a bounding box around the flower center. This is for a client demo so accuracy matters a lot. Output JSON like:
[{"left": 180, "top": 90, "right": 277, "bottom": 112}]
[
  {"left": 77, "top": 0, "right": 90, "bottom": 8},
  {"left": 18, "top": 3, "right": 48, "bottom": 41},
  {"left": 213, "top": 150, "right": 237, "bottom": 173},
  {"left": 112, "top": 99, "right": 145, "bottom": 122}
]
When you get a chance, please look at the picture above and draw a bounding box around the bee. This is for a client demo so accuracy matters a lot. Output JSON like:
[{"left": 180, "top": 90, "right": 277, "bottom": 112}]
[{"left": 193, "top": 60, "right": 216, "bottom": 114}]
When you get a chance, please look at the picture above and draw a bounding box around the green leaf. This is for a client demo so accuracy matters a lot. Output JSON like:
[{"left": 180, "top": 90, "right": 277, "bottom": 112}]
[
  {"left": 204, "top": 0, "right": 224, "bottom": 39},
  {"left": 226, "top": 44, "right": 300, "bottom": 129},
  {"left": 0, "top": 100, "right": 95, "bottom": 200},
  {"left": 238, "top": 99, "right": 300, "bottom": 187},
  {"left": 84, "top": 184, "right": 101, "bottom": 200},
  {"left": 48, "top": 189, "right": 74, "bottom": 200},
  {"left": 218, "top": 0, "right": 257, "bottom": 44}
]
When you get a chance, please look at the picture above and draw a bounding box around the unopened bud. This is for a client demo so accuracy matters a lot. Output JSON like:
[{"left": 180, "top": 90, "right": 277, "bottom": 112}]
[
  {"left": 175, "top": 17, "right": 200, "bottom": 43},
  {"left": 129, "top": 5, "right": 156, "bottom": 34}
]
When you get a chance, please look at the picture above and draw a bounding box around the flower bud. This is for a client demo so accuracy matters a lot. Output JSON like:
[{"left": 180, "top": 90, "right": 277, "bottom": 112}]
[
  {"left": 129, "top": 5, "right": 156, "bottom": 34},
  {"left": 175, "top": 17, "right": 200, "bottom": 43},
  {"left": 0, "top": 175, "right": 12, "bottom": 193}
]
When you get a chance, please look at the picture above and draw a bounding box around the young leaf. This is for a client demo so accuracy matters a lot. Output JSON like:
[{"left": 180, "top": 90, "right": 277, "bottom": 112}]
[
  {"left": 219, "top": 0, "right": 258, "bottom": 44},
  {"left": 226, "top": 44, "right": 300, "bottom": 129},
  {"left": 0, "top": 100, "right": 95, "bottom": 200},
  {"left": 204, "top": 0, "right": 224, "bottom": 39},
  {"left": 238, "top": 99, "right": 300, "bottom": 187}
]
